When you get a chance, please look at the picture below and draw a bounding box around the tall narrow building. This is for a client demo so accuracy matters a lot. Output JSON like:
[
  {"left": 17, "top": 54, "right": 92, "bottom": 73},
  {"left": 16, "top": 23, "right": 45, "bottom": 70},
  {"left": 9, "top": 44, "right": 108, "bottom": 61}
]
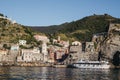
[
  {"left": 34, "top": 35, "right": 49, "bottom": 62},
  {"left": 42, "top": 41, "right": 48, "bottom": 62}
]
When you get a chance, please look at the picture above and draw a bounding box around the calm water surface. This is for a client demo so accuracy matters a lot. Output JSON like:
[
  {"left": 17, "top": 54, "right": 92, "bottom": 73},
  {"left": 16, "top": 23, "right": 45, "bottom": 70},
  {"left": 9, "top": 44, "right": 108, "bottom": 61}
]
[{"left": 0, "top": 66, "right": 119, "bottom": 80}]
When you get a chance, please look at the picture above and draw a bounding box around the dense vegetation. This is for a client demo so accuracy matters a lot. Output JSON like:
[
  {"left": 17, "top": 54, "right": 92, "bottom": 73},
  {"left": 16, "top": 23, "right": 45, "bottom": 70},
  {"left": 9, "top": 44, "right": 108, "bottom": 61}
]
[
  {"left": 0, "top": 13, "right": 41, "bottom": 45},
  {"left": 31, "top": 14, "right": 120, "bottom": 42},
  {"left": 1, "top": 13, "right": 120, "bottom": 43}
]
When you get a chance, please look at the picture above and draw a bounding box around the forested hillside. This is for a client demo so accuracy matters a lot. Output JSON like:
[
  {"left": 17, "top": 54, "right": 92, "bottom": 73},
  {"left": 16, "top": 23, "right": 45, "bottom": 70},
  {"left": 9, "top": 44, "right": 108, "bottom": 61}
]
[
  {"left": 1, "top": 13, "right": 120, "bottom": 43},
  {"left": 0, "top": 13, "right": 36, "bottom": 44},
  {"left": 31, "top": 14, "right": 120, "bottom": 41}
]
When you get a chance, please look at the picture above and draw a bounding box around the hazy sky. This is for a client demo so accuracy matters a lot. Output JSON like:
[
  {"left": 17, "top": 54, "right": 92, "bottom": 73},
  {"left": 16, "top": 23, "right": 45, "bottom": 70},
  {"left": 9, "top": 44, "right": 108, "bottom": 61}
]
[{"left": 0, "top": 0, "right": 120, "bottom": 26}]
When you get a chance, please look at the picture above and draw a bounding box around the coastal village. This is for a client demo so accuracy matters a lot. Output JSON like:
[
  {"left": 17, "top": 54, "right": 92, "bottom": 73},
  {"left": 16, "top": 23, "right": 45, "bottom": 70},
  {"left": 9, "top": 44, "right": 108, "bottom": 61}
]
[
  {"left": 0, "top": 34, "right": 98, "bottom": 66},
  {"left": 0, "top": 15, "right": 120, "bottom": 68}
]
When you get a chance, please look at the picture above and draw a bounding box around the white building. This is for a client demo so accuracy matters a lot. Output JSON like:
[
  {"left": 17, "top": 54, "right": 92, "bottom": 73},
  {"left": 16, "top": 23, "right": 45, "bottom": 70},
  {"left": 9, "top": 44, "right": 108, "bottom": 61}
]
[
  {"left": 11, "top": 45, "right": 19, "bottom": 51},
  {"left": 19, "top": 40, "right": 27, "bottom": 45},
  {"left": 72, "top": 41, "right": 81, "bottom": 46},
  {"left": 0, "top": 16, "right": 6, "bottom": 19}
]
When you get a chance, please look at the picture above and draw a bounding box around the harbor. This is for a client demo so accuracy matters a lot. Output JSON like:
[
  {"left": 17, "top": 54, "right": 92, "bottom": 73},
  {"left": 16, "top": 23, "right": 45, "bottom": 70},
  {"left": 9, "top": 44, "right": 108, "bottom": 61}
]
[{"left": 0, "top": 66, "right": 119, "bottom": 80}]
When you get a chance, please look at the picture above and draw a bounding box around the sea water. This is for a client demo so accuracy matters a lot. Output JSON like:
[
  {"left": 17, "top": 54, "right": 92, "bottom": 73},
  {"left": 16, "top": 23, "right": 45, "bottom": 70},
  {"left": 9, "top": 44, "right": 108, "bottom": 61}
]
[{"left": 0, "top": 67, "right": 119, "bottom": 80}]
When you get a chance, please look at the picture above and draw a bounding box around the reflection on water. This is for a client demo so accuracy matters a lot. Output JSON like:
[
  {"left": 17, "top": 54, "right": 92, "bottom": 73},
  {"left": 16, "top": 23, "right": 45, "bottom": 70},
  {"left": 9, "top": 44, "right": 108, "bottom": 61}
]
[
  {"left": 0, "top": 66, "right": 119, "bottom": 80},
  {"left": 109, "top": 69, "right": 120, "bottom": 80}
]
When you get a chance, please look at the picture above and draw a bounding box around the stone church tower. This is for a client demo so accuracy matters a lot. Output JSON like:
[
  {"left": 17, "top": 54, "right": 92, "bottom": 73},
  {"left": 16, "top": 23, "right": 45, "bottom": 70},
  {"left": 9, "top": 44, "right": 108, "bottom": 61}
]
[{"left": 42, "top": 41, "right": 48, "bottom": 62}]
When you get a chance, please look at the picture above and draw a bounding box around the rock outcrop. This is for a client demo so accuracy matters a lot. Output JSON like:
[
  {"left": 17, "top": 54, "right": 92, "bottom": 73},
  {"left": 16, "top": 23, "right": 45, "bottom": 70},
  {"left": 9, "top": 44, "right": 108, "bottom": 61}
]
[{"left": 101, "top": 24, "right": 120, "bottom": 59}]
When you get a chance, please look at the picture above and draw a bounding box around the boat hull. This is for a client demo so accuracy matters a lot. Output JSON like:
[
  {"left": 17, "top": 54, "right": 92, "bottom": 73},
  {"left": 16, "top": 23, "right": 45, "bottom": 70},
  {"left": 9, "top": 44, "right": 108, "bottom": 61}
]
[{"left": 72, "top": 61, "right": 110, "bottom": 69}]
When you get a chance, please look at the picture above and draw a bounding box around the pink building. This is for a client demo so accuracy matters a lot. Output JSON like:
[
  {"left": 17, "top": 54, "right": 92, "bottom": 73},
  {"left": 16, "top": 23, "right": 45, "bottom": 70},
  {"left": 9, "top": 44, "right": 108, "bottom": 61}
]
[{"left": 34, "top": 35, "right": 49, "bottom": 42}]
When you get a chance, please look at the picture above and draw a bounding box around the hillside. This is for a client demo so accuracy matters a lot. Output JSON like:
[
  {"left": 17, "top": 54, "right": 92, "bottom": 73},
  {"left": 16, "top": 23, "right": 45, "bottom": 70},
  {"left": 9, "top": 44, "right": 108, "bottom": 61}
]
[
  {"left": 30, "top": 25, "right": 60, "bottom": 33},
  {"left": 31, "top": 14, "right": 120, "bottom": 41},
  {"left": 0, "top": 13, "right": 36, "bottom": 44},
  {"left": 1, "top": 13, "right": 120, "bottom": 43}
]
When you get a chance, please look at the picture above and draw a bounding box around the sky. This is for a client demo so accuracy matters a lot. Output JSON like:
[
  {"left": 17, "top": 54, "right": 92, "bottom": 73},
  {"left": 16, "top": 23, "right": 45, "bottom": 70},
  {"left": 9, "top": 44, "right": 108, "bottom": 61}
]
[{"left": 0, "top": 0, "right": 120, "bottom": 26}]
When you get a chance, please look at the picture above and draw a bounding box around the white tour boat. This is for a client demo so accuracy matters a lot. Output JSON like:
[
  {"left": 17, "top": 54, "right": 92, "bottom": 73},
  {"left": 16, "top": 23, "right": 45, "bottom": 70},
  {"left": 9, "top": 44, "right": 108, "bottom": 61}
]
[{"left": 72, "top": 60, "right": 110, "bottom": 69}]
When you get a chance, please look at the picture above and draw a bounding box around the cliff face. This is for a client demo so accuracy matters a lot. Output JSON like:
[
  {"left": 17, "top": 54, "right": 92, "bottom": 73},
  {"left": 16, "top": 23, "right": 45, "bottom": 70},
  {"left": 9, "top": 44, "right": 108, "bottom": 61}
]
[{"left": 101, "top": 24, "right": 120, "bottom": 61}]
